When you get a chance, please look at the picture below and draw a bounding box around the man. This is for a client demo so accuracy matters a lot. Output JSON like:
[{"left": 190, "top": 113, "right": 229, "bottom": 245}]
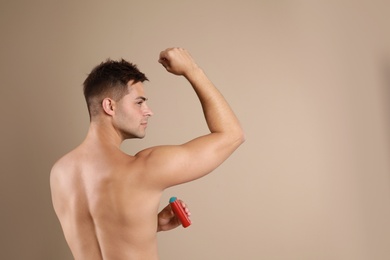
[{"left": 50, "top": 47, "right": 245, "bottom": 259}]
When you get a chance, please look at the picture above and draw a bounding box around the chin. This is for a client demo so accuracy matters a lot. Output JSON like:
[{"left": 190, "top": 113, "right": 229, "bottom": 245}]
[
  {"left": 125, "top": 136, "right": 145, "bottom": 140},
  {"left": 122, "top": 129, "right": 146, "bottom": 139},
  {"left": 125, "top": 133, "right": 146, "bottom": 139}
]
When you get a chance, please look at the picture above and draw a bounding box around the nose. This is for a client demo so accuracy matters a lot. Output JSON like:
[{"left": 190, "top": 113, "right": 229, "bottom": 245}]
[{"left": 144, "top": 105, "right": 153, "bottom": 117}]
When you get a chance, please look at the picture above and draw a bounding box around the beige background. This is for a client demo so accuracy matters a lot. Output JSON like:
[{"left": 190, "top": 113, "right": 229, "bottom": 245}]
[{"left": 1, "top": 1, "right": 389, "bottom": 259}]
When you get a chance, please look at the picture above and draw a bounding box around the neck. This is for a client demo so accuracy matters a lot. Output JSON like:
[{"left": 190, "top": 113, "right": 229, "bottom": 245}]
[{"left": 84, "top": 120, "right": 123, "bottom": 149}]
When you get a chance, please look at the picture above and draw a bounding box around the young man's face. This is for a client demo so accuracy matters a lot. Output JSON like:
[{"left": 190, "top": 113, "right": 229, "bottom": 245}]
[{"left": 113, "top": 81, "right": 153, "bottom": 139}]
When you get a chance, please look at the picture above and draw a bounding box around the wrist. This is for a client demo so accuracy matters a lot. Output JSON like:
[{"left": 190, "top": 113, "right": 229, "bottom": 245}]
[{"left": 184, "top": 67, "right": 204, "bottom": 81}]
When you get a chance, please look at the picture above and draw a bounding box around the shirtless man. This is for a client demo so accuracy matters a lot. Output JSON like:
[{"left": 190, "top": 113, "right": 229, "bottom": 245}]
[{"left": 50, "top": 47, "right": 245, "bottom": 260}]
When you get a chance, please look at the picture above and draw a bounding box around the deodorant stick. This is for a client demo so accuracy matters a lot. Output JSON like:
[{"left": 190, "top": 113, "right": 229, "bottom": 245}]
[{"left": 169, "top": 197, "right": 191, "bottom": 228}]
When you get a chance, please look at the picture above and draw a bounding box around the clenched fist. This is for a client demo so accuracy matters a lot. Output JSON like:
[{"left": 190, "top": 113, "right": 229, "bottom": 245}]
[{"left": 158, "top": 47, "right": 200, "bottom": 77}]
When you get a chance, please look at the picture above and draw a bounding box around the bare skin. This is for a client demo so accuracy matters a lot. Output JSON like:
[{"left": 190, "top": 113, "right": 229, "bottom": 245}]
[{"left": 50, "top": 48, "right": 244, "bottom": 260}]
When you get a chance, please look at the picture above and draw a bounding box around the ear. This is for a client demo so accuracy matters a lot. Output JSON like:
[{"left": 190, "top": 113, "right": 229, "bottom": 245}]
[{"left": 102, "top": 98, "right": 116, "bottom": 116}]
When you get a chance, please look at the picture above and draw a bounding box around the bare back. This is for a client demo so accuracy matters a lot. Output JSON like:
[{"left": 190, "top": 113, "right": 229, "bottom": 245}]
[
  {"left": 50, "top": 48, "right": 245, "bottom": 260},
  {"left": 50, "top": 145, "right": 162, "bottom": 260}
]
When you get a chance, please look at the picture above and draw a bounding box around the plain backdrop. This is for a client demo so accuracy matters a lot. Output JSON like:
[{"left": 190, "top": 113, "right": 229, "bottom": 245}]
[{"left": 1, "top": 1, "right": 389, "bottom": 259}]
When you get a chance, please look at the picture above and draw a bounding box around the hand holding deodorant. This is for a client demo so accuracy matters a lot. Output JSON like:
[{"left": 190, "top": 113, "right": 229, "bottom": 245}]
[{"left": 169, "top": 197, "right": 191, "bottom": 228}]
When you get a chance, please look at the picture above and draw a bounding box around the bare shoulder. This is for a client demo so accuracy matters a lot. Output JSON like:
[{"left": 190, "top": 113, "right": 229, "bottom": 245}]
[
  {"left": 51, "top": 150, "right": 78, "bottom": 176},
  {"left": 50, "top": 148, "right": 85, "bottom": 194},
  {"left": 133, "top": 145, "right": 184, "bottom": 169}
]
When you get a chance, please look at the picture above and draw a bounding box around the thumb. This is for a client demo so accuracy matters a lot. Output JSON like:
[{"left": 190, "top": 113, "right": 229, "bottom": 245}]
[{"left": 158, "top": 58, "right": 169, "bottom": 70}]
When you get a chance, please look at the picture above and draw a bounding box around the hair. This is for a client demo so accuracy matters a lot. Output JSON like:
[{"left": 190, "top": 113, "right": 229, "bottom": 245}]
[{"left": 83, "top": 58, "right": 148, "bottom": 119}]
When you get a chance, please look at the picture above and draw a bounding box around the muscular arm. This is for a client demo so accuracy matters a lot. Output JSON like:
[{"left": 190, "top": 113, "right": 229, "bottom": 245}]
[{"left": 137, "top": 48, "right": 245, "bottom": 188}]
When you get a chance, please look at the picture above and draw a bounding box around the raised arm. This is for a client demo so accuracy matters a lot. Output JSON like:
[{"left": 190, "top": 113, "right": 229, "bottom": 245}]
[
  {"left": 159, "top": 48, "right": 244, "bottom": 139},
  {"left": 137, "top": 48, "right": 245, "bottom": 188}
]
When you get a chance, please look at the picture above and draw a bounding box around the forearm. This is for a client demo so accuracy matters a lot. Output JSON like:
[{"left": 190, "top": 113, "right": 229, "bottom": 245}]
[
  {"left": 158, "top": 47, "right": 245, "bottom": 142},
  {"left": 185, "top": 68, "right": 244, "bottom": 140}
]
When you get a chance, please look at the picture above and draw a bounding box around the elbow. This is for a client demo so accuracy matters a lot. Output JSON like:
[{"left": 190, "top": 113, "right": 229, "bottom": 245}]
[
  {"left": 233, "top": 128, "right": 246, "bottom": 147},
  {"left": 240, "top": 131, "right": 246, "bottom": 144},
  {"left": 238, "top": 130, "right": 246, "bottom": 145}
]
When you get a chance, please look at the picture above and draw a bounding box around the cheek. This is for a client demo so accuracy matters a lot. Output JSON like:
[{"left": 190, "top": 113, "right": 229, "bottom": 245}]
[{"left": 115, "top": 107, "right": 131, "bottom": 123}]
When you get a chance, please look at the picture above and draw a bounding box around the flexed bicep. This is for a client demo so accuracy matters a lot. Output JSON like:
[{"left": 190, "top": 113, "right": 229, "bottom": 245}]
[{"left": 136, "top": 133, "right": 242, "bottom": 189}]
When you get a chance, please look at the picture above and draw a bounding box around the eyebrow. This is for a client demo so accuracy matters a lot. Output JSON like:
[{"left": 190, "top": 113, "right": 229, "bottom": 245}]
[{"left": 135, "top": 96, "right": 148, "bottom": 101}]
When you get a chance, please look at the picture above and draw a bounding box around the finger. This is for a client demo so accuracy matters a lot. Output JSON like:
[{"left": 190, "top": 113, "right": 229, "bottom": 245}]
[
  {"left": 159, "top": 48, "right": 172, "bottom": 61},
  {"left": 158, "top": 57, "right": 167, "bottom": 65},
  {"left": 160, "top": 62, "right": 168, "bottom": 69},
  {"left": 158, "top": 54, "right": 168, "bottom": 62},
  {"left": 179, "top": 200, "right": 191, "bottom": 216}
]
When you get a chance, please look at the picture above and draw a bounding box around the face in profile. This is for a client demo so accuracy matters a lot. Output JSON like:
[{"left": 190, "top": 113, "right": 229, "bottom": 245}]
[{"left": 112, "top": 81, "right": 153, "bottom": 140}]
